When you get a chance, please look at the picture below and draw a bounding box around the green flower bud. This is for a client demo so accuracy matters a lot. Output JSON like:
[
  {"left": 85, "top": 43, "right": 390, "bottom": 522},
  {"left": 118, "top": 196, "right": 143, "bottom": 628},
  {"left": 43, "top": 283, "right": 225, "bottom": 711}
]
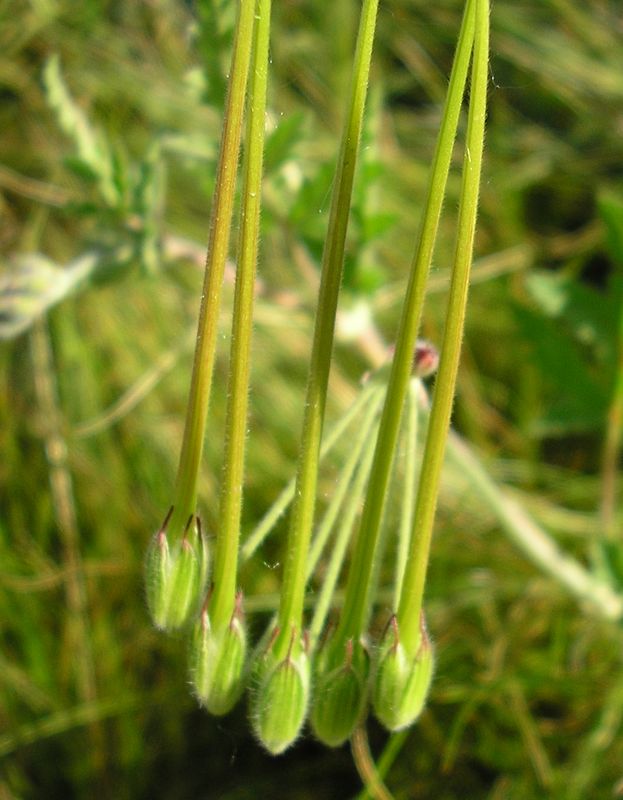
[
  {"left": 190, "top": 597, "right": 247, "bottom": 716},
  {"left": 145, "top": 509, "right": 209, "bottom": 630},
  {"left": 311, "top": 636, "right": 369, "bottom": 747},
  {"left": 250, "top": 629, "right": 310, "bottom": 755},
  {"left": 372, "top": 614, "right": 434, "bottom": 731}
]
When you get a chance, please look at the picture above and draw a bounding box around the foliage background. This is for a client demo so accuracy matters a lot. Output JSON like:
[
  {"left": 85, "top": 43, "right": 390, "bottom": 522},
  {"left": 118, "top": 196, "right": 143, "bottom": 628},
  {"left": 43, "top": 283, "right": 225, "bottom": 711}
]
[{"left": 1, "top": 0, "right": 622, "bottom": 797}]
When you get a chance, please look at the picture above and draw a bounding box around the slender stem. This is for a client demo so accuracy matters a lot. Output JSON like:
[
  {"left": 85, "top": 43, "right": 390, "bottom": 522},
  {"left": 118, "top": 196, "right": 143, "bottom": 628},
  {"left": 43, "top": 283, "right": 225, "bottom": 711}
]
[
  {"left": 397, "top": 0, "right": 489, "bottom": 656},
  {"left": 169, "top": 0, "right": 256, "bottom": 537},
  {"left": 307, "top": 386, "right": 385, "bottom": 574},
  {"left": 336, "top": 0, "right": 477, "bottom": 642},
  {"left": 240, "top": 381, "right": 376, "bottom": 563},
  {"left": 274, "top": 0, "right": 380, "bottom": 658},
  {"left": 351, "top": 725, "right": 395, "bottom": 800},
  {"left": 210, "top": 0, "right": 272, "bottom": 631},
  {"left": 393, "top": 378, "right": 419, "bottom": 608},
  {"left": 309, "top": 388, "right": 384, "bottom": 647},
  {"left": 355, "top": 730, "right": 411, "bottom": 800}
]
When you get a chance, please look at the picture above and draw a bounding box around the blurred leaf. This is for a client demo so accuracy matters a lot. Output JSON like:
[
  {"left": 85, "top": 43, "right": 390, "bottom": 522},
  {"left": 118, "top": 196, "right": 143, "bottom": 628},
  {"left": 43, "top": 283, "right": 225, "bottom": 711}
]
[
  {"left": 42, "top": 55, "right": 119, "bottom": 209},
  {"left": 0, "top": 249, "right": 135, "bottom": 340},
  {"left": 598, "top": 192, "right": 623, "bottom": 270},
  {"left": 133, "top": 143, "right": 165, "bottom": 275},
  {"left": 598, "top": 541, "right": 623, "bottom": 592},
  {"left": 0, "top": 254, "right": 95, "bottom": 339},
  {"left": 362, "top": 211, "right": 397, "bottom": 241},
  {"left": 265, "top": 112, "right": 306, "bottom": 174},
  {"left": 525, "top": 271, "right": 618, "bottom": 359},
  {"left": 195, "top": 0, "right": 235, "bottom": 107},
  {"left": 513, "top": 301, "right": 609, "bottom": 434}
]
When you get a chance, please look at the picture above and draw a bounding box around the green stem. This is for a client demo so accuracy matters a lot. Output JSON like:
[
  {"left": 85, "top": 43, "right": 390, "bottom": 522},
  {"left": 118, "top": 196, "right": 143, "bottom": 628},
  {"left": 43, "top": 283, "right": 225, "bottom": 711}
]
[
  {"left": 354, "top": 730, "right": 410, "bottom": 800},
  {"left": 307, "top": 385, "right": 384, "bottom": 576},
  {"left": 210, "top": 0, "right": 271, "bottom": 631},
  {"left": 336, "top": 0, "right": 477, "bottom": 642},
  {"left": 240, "top": 381, "right": 377, "bottom": 563},
  {"left": 309, "top": 389, "right": 383, "bottom": 648},
  {"left": 397, "top": 0, "right": 489, "bottom": 657},
  {"left": 169, "top": 0, "right": 256, "bottom": 537},
  {"left": 393, "top": 378, "right": 419, "bottom": 608},
  {"left": 273, "top": 0, "right": 380, "bottom": 658}
]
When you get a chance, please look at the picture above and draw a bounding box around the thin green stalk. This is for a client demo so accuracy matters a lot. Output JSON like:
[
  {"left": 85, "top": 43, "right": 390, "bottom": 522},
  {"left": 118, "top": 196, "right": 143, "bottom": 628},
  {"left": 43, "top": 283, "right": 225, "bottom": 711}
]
[
  {"left": 393, "top": 378, "right": 419, "bottom": 608},
  {"left": 397, "top": 0, "right": 489, "bottom": 656},
  {"left": 351, "top": 726, "right": 395, "bottom": 800},
  {"left": 209, "top": 0, "right": 271, "bottom": 631},
  {"left": 273, "top": 0, "right": 380, "bottom": 658},
  {"left": 309, "top": 393, "right": 382, "bottom": 648},
  {"left": 240, "top": 381, "right": 377, "bottom": 563},
  {"left": 307, "top": 385, "right": 385, "bottom": 574},
  {"left": 169, "top": 0, "right": 256, "bottom": 537},
  {"left": 336, "top": 0, "right": 477, "bottom": 642},
  {"left": 354, "top": 730, "right": 410, "bottom": 800}
]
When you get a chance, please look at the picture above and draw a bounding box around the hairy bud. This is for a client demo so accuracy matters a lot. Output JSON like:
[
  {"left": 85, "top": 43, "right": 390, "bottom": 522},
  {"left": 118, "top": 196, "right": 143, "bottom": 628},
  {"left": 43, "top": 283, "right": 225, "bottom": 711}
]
[
  {"left": 250, "top": 629, "right": 310, "bottom": 755},
  {"left": 145, "top": 509, "right": 209, "bottom": 630},
  {"left": 311, "top": 636, "right": 369, "bottom": 747},
  {"left": 372, "top": 614, "right": 434, "bottom": 731},
  {"left": 190, "top": 597, "right": 247, "bottom": 715}
]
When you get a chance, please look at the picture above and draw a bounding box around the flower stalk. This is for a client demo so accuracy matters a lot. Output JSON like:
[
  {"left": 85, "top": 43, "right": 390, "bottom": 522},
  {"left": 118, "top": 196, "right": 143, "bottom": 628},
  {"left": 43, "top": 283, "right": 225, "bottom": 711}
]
[
  {"left": 271, "top": 0, "right": 380, "bottom": 662},
  {"left": 168, "top": 0, "right": 256, "bottom": 541},
  {"left": 208, "top": 0, "right": 272, "bottom": 634},
  {"left": 396, "top": 0, "right": 490, "bottom": 657},
  {"left": 334, "top": 0, "right": 478, "bottom": 648}
]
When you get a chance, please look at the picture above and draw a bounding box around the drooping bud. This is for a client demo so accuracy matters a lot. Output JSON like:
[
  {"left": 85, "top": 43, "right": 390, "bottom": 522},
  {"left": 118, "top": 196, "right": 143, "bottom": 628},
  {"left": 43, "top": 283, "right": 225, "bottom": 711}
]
[
  {"left": 145, "top": 509, "right": 209, "bottom": 630},
  {"left": 413, "top": 339, "right": 439, "bottom": 378},
  {"left": 311, "top": 635, "right": 369, "bottom": 747},
  {"left": 372, "top": 614, "right": 434, "bottom": 731},
  {"left": 250, "top": 628, "right": 310, "bottom": 755},
  {"left": 190, "top": 595, "right": 247, "bottom": 715}
]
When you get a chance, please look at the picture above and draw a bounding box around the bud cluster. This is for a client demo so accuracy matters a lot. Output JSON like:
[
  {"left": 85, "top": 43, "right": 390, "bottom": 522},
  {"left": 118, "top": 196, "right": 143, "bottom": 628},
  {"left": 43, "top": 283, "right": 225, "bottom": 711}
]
[
  {"left": 190, "top": 596, "right": 247, "bottom": 716},
  {"left": 145, "top": 508, "right": 209, "bottom": 631}
]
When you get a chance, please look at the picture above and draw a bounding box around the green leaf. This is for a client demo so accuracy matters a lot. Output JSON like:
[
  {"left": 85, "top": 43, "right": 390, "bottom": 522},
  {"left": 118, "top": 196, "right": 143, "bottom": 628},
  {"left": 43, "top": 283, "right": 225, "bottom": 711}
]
[
  {"left": 264, "top": 112, "right": 306, "bottom": 173},
  {"left": 598, "top": 191, "right": 623, "bottom": 270}
]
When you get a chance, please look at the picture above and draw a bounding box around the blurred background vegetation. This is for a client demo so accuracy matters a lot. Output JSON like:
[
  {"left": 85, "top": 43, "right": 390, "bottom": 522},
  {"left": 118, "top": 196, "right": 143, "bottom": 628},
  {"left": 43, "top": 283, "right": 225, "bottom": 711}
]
[{"left": 1, "top": 0, "right": 623, "bottom": 797}]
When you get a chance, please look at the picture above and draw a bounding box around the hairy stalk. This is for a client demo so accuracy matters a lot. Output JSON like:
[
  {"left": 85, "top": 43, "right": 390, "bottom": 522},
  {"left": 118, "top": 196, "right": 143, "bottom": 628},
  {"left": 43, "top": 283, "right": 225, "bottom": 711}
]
[
  {"left": 336, "top": 0, "right": 477, "bottom": 643},
  {"left": 273, "top": 0, "right": 380, "bottom": 659},
  {"left": 169, "top": 0, "right": 256, "bottom": 537},
  {"left": 397, "top": 0, "right": 489, "bottom": 656},
  {"left": 209, "top": 0, "right": 271, "bottom": 631}
]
